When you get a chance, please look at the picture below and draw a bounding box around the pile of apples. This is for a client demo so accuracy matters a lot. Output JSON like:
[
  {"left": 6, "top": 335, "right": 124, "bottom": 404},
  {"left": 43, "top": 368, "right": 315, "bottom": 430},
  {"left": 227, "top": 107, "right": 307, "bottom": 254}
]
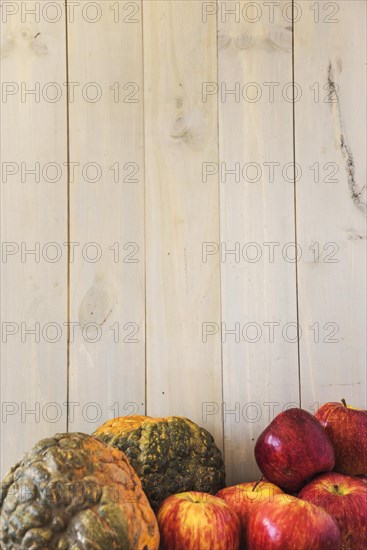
[{"left": 156, "top": 401, "right": 367, "bottom": 549}]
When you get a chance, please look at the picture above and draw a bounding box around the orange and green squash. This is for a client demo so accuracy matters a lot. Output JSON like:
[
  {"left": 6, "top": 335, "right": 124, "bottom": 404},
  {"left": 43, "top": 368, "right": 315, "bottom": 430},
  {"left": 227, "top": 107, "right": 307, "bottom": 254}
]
[{"left": 94, "top": 415, "right": 225, "bottom": 510}]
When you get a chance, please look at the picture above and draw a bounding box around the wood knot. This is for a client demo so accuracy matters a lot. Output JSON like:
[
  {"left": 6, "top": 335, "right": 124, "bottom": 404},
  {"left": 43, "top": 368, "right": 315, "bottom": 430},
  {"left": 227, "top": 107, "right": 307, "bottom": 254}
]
[
  {"left": 217, "top": 31, "right": 232, "bottom": 50},
  {"left": 1, "top": 27, "right": 49, "bottom": 56},
  {"left": 175, "top": 96, "right": 183, "bottom": 109},
  {"left": 170, "top": 107, "right": 207, "bottom": 148},
  {"left": 0, "top": 32, "right": 16, "bottom": 58},
  {"left": 218, "top": 26, "right": 291, "bottom": 53},
  {"left": 31, "top": 33, "right": 48, "bottom": 56},
  {"left": 78, "top": 281, "right": 115, "bottom": 328},
  {"left": 234, "top": 32, "right": 254, "bottom": 50},
  {"left": 267, "top": 26, "right": 292, "bottom": 52}
]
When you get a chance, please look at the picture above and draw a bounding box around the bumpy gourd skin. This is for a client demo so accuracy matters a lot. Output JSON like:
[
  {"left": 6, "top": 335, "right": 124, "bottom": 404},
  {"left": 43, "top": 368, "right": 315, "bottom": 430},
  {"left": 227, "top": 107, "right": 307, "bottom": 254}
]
[
  {"left": 94, "top": 416, "right": 226, "bottom": 510},
  {"left": 0, "top": 433, "right": 159, "bottom": 550}
]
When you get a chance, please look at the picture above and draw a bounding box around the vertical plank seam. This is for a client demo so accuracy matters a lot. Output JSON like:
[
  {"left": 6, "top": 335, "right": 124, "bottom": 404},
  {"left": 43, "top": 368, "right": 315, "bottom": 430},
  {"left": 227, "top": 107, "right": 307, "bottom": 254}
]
[
  {"left": 0, "top": 22, "right": 2, "bottom": 453},
  {"left": 141, "top": 0, "right": 148, "bottom": 416},
  {"left": 216, "top": 1, "right": 226, "bottom": 462},
  {"left": 64, "top": 0, "right": 71, "bottom": 431},
  {"left": 292, "top": 0, "right": 302, "bottom": 407}
]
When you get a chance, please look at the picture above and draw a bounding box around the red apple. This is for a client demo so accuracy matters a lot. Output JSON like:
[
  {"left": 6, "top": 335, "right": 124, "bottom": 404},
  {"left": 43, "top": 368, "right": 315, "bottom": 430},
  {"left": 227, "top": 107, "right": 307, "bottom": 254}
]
[
  {"left": 246, "top": 494, "right": 341, "bottom": 549},
  {"left": 157, "top": 491, "right": 240, "bottom": 550},
  {"left": 216, "top": 480, "right": 283, "bottom": 544},
  {"left": 299, "top": 472, "right": 367, "bottom": 550},
  {"left": 356, "top": 474, "right": 367, "bottom": 484},
  {"left": 315, "top": 400, "right": 367, "bottom": 475},
  {"left": 255, "top": 408, "right": 335, "bottom": 492}
]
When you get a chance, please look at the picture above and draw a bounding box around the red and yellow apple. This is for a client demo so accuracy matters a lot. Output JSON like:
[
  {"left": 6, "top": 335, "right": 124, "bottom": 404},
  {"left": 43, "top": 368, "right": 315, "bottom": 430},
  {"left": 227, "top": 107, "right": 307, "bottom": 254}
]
[
  {"left": 216, "top": 480, "right": 283, "bottom": 544},
  {"left": 299, "top": 472, "right": 367, "bottom": 550},
  {"left": 356, "top": 474, "right": 367, "bottom": 484},
  {"left": 246, "top": 494, "right": 341, "bottom": 549},
  {"left": 157, "top": 491, "right": 241, "bottom": 550},
  {"left": 255, "top": 408, "right": 335, "bottom": 492},
  {"left": 315, "top": 400, "right": 367, "bottom": 475}
]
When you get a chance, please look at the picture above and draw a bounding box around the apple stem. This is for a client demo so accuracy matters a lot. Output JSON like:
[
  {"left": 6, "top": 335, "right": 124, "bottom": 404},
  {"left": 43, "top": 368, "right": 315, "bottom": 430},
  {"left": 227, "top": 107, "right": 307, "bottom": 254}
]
[
  {"left": 252, "top": 477, "right": 264, "bottom": 492},
  {"left": 341, "top": 398, "right": 347, "bottom": 408}
]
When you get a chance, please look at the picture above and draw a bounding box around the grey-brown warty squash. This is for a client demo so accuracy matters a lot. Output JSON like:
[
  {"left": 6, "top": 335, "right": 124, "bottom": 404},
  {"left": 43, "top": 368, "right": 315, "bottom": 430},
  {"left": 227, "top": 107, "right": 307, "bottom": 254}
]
[
  {"left": 0, "top": 432, "right": 159, "bottom": 549},
  {"left": 94, "top": 415, "right": 226, "bottom": 510}
]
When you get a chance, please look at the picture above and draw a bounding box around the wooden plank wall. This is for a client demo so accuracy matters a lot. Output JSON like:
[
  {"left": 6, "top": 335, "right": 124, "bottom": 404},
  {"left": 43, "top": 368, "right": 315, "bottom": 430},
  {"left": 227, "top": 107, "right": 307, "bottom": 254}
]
[
  {"left": 295, "top": 0, "right": 367, "bottom": 411},
  {"left": 67, "top": 0, "right": 146, "bottom": 434},
  {"left": 143, "top": 0, "right": 223, "bottom": 448},
  {"left": 218, "top": 0, "right": 299, "bottom": 482},
  {"left": 1, "top": 1, "right": 366, "bottom": 483},
  {"left": 1, "top": 0, "right": 68, "bottom": 476}
]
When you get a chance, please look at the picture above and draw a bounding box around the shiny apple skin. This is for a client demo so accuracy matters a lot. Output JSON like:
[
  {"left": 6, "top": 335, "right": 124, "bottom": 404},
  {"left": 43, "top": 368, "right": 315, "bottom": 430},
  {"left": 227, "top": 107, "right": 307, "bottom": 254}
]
[
  {"left": 157, "top": 491, "right": 240, "bottom": 550},
  {"left": 216, "top": 480, "right": 283, "bottom": 525},
  {"left": 315, "top": 402, "right": 367, "bottom": 475},
  {"left": 246, "top": 494, "right": 341, "bottom": 550},
  {"left": 299, "top": 472, "right": 367, "bottom": 550},
  {"left": 216, "top": 481, "right": 283, "bottom": 545},
  {"left": 255, "top": 408, "right": 335, "bottom": 492}
]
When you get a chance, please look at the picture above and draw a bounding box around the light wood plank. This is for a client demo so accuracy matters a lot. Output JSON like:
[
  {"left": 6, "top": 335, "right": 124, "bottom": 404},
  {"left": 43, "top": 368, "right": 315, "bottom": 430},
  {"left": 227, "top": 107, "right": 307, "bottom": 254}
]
[
  {"left": 67, "top": 0, "right": 145, "bottom": 432},
  {"left": 218, "top": 0, "right": 299, "bottom": 483},
  {"left": 295, "top": 1, "right": 366, "bottom": 408},
  {"left": 143, "top": 0, "right": 223, "bottom": 447},
  {"left": 0, "top": 1, "right": 67, "bottom": 476}
]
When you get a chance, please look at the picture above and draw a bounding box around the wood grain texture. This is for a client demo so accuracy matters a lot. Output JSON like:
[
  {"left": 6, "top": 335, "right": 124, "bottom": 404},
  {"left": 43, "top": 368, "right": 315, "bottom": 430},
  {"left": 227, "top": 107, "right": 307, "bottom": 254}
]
[
  {"left": 67, "top": 0, "right": 146, "bottom": 432},
  {"left": 218, "top": 0, "right": 299, "bottom": 483},
  {"left": 143, "top": 0, "right": 223, "bottom": 446},
  {"left": 295, "top": 1, "right": 367, "bottom": 409},
  {"left": 0, "top": 1, "right": 67, "bottom": 476}
]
